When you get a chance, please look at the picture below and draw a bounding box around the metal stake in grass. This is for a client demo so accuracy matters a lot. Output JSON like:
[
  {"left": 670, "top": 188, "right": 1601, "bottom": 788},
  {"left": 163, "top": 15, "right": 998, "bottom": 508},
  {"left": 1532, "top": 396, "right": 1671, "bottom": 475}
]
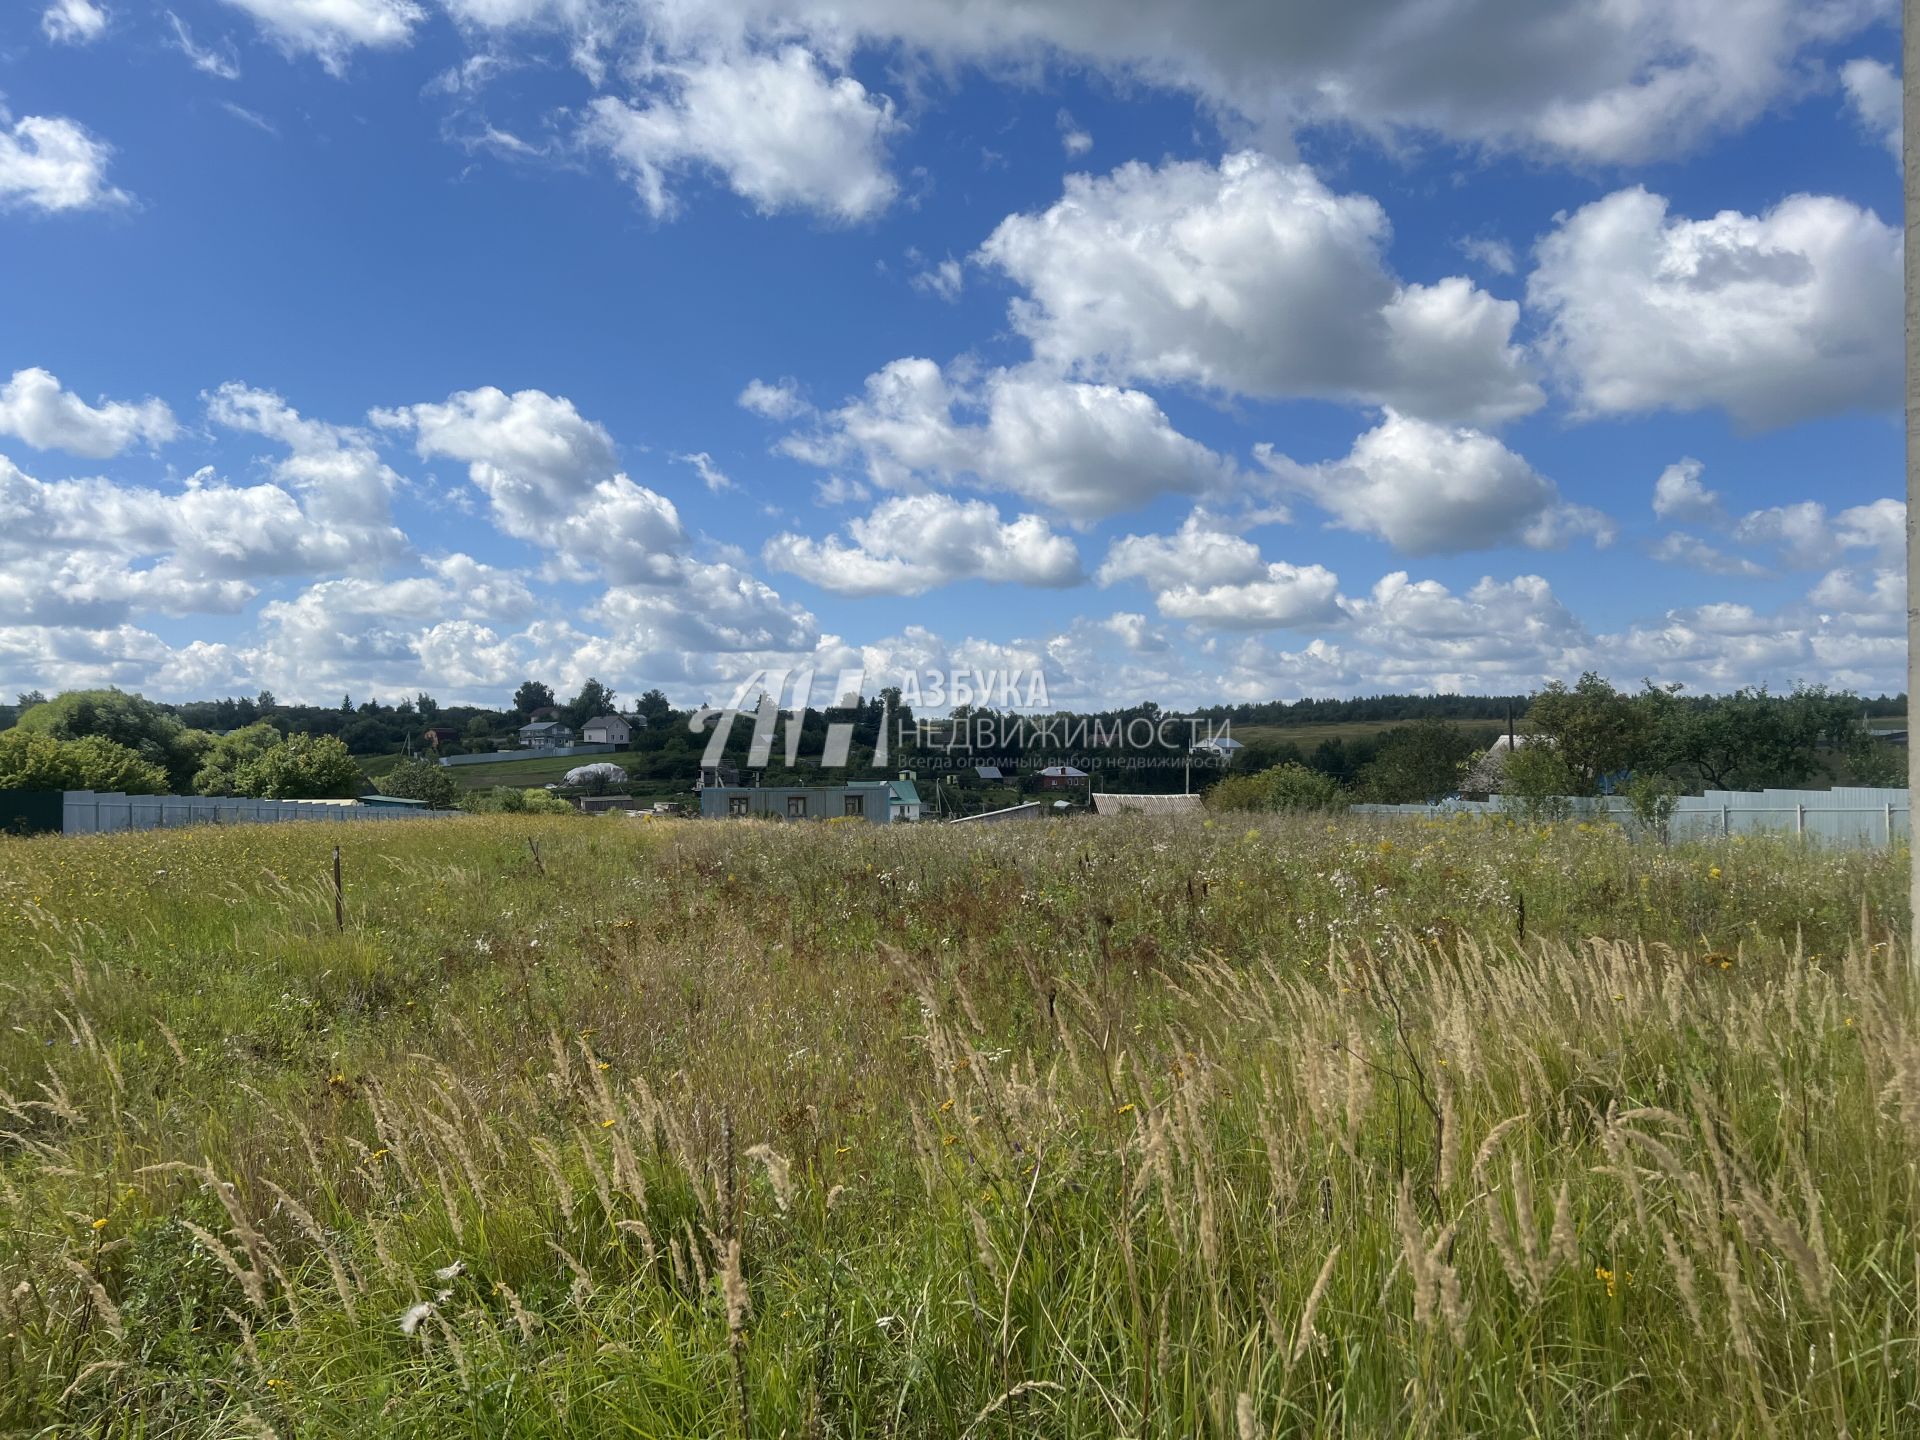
[{"left": 333, "top": 845, "right": 343, "bottom": 932}]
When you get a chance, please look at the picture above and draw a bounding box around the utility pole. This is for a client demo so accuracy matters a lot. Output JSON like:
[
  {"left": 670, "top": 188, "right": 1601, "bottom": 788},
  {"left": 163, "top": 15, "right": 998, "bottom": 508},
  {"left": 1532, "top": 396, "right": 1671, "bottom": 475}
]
[{"left": 1907, "top": 0, "right": 1918, "bottom": 974}]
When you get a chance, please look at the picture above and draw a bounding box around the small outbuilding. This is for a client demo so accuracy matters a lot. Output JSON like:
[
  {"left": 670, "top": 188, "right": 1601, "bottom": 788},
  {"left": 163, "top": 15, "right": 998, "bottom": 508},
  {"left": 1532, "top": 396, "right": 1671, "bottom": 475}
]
[{"left": 1091, "top": 792, "right": 1203, "bottom": 816}]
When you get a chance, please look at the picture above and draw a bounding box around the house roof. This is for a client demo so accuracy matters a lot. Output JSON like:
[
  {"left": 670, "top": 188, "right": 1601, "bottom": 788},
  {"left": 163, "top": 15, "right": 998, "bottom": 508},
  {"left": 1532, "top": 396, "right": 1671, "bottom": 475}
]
[
  {"left": 974, "top": 764, "right": 1004, "bottom": 780},
  {"left": 520, "top": 719, "right": 569, "bottom": 732},
  {"left": 948, "top": 801, "right": 1042, "bottom": 824},
  {"left": 1039, "top": 765, "right": 1088, "bottom": 777},
  {"left": 1091, "top": 792, "right": 1203, "bottom": 815},
  {"left": 1194, "top": 736, "right": 1245, "bottom": 752},
  {"left": 889, "top": 779, "right": 922, "bottom": 806},
  {"left": 583, "top": 715, "right": 627, "bottom": 728}
]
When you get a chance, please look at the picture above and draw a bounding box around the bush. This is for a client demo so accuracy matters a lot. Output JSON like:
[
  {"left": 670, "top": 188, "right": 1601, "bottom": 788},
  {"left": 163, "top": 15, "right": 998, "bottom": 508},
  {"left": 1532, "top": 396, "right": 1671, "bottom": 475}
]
[
  {"left": 375, "top": 757, "right": 460, "bottom": 810},
  {"left": 236, "top": 734, "right": 365, "bottom": 800},
  {"left": 1207, "top": 761, "right": 1345, "bottom": 812},
  {"left": 462, "top": 785, "right": 573, "bottom": 815}
]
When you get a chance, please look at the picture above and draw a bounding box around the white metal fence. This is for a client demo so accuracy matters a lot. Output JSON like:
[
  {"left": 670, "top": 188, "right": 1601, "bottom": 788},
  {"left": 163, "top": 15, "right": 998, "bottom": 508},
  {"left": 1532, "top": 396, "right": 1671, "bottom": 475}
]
[
  {"left": 438, "top": 743, "right": 617, "bottom": 768},
  {"left": 59, "top": 790, "right": 456, "bottom": 835},
  {"left": 1350, "top": 786, "right": 1910, "bottom": 849}
]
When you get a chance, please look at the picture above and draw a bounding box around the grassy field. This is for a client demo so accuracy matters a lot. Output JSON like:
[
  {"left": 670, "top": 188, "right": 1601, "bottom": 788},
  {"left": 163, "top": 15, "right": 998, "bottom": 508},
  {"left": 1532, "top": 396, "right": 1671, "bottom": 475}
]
[{"left": 0, "top": 812, "right": 1913, "bottom": 1435}]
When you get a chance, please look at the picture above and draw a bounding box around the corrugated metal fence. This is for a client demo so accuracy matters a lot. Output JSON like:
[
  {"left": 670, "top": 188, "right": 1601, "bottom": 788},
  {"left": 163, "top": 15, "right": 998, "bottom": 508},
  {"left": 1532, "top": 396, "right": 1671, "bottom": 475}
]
[
  {"left": 1351, "top": 786, "right": 1910, "bottom": 849},
  {"left": 54, "top": 791, "right": 457, "bottom": 836}
]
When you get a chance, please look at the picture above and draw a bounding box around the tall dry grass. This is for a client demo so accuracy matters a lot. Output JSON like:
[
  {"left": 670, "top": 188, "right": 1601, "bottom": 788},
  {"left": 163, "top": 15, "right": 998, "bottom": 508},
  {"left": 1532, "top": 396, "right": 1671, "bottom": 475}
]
[{"left": 0, "top": 811, "right": 1911, "bottom": 1435}]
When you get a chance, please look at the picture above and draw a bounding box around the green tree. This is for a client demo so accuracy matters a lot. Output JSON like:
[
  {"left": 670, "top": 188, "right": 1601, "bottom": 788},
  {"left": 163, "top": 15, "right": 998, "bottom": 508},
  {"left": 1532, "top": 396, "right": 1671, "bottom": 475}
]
[
  {"left": 14, "top": 688, "right": 208, "bottom": 791},
  {"left": 1642, "top": 684, "right": 1820, "bottom": 791},
  {"left": 0, "top": 729, "right": 168, "bottom": 793},
  {"left": 1356, "top": 719, "right": 1478, "bottom": 803},
  {"left": 512, "top": 680, "right": 556, "bottom": 718},
  {"left": 1526, "top": 674, "right": 1654, "bottom": 794},
  {"left": 235, "top": 734, "right": 364, "bottom": 799},
  {"left": 192, "top": 723, "right": 285, "bottom": 796},
  {"left": 634, "top": 688, "right": 673, "bottom": 726},
  {"left": 563, "top": 677, "right": 617, "bottom": 730},
  {"left": 375, "top": 757, "right": 460, "bottom": 809},
  {"left": 0, "top": 728, "right": 72, "bottom": 790}
]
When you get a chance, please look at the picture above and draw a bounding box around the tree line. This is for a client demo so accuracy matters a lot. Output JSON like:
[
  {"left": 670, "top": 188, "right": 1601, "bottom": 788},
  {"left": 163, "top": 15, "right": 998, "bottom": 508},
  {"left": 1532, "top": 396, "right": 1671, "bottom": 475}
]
[{"left": 1210, "top": 675, "right": 1905, "bottom": 812}]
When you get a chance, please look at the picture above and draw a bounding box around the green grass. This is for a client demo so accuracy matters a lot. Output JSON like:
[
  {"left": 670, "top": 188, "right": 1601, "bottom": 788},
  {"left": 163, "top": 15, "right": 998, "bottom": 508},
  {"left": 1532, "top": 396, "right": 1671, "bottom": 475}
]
[{"left": 0, "top": 812, "right": 1912, "bottom": 1436}]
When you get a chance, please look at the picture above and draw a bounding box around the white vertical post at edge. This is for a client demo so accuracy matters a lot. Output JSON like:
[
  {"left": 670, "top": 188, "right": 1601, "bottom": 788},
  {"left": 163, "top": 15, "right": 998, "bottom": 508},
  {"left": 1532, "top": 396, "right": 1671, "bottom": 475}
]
[
  {"left": 1796, "top": 803, "right": 1805, "bottom": 839},
  {"left": 1906, "top": 0, "right": 1919, "bottom": 971}
]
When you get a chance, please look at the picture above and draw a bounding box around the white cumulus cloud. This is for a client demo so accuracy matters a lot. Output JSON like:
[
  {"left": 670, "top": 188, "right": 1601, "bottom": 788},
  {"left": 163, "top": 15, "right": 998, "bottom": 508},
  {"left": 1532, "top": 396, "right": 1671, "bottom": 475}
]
[
  {"left": 1256, "top": 411, "right": 1614, "bottom": 556},
  {"left": 42, "top": 0, "right": 108, "bottom": 44},
  {"left": 976, "top": 151, "right": 1541, "bottom": 425},
  {"left": 764, "top": 493, "right": 1082, "bottom": 596},
  {"left": 1529, "top": 186, "right": 1903, "bottom": 427},
  {"left": 0, "top": 369, "right": 177, "bottom": 458},
  {"left": 0, "top": 110, "right": 127, "bottom": 213},
  {"left": 584, "top": 46, "right": 900, "bottom": 222}
]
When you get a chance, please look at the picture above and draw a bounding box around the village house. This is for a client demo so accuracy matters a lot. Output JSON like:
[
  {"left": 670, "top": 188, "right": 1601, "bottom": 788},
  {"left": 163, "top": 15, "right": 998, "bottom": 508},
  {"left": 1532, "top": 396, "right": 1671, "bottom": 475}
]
[
  {"left": 580, "top": 715, "right": 632, "bottom": 747},
  {"left": 517, "top": 719, "right": 575, "bottom": 748}
]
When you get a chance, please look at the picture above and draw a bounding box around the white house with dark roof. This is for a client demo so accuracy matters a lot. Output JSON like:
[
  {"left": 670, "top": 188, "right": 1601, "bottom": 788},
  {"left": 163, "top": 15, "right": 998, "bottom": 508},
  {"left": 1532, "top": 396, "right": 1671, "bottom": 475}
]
[{"left": 580, "top": 715, "right": 632, "bottom": 746}]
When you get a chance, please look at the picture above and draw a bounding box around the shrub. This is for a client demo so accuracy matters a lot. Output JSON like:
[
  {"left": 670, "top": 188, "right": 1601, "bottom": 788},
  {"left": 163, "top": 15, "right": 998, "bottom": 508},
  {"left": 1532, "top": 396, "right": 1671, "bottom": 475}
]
[
  {"left": 374, "top": 757, "right": 460, "bottom": 810},
  {"left": 236, "top": 733, "right": 365, "bottom": 800},
  {"left": 1207, "top": 761, "right": 1345, "bottom": 812}
]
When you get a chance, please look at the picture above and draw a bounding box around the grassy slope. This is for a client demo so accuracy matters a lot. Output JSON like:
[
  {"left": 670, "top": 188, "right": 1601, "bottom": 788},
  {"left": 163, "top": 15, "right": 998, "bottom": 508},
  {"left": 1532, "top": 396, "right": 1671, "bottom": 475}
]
[{"left": 0, "top": 813, "right": 1911, "bottom": 1436}]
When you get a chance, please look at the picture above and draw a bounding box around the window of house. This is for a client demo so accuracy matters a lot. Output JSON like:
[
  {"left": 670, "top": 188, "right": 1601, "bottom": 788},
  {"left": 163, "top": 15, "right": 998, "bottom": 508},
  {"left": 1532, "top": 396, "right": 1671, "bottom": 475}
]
[
  {"left": 728, "top": 795, "right": 749, "bottom": 816},
  {"left": 787, "top": 796, "right": 808, "bottom": 818},
  {"left": 844, "top": 794, "right": 865, "bottom": 817}
]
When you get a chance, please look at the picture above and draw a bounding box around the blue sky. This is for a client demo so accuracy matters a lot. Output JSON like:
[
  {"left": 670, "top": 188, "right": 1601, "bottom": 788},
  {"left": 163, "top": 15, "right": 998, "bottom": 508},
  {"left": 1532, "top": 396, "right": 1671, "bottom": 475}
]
[{"left": 0, "top": 0, "right": 1906, "bottom": 710}]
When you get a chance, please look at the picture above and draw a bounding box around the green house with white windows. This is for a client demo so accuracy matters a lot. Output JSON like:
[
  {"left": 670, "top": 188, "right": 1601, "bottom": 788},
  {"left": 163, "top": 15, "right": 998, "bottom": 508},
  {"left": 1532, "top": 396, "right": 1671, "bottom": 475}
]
[{"left": 698, "top": 776, "right": 921, "bottom": 824}]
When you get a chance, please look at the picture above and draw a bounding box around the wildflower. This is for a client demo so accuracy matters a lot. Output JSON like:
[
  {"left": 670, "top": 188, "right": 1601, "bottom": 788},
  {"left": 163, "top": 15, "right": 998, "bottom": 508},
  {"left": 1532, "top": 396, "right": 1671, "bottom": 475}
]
[
  {"left": 1115, "top": 1102, "right": 1135, "bottom": 1115},
  {"left": 938, "top": 1098, "right": 954, "bottom": 1113},
  {"left": 601, "top": 1118, "right": 617, "bottom": 1129},
  {"left": 596, "top": 1062, "right": 610, "bottom": 1072},
  {"left": 942, "top": 1134, "right": 959, "bottom": 1146},
  {"left": 1595, "top": 1265, "right": 1616, "bottom": 1297},
  {"left": 1708, "top": 866, "right": 1722, "bottom": 880},
  {"left": 1845, "top": 1017, "right": 1856, "bottom": 1028},
  {"left": 398, "top": 1301, "right": 435, "bottom": 1335},
  {"left": 90, "top": 1217, "right": 108, "bottom": 1230}
]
